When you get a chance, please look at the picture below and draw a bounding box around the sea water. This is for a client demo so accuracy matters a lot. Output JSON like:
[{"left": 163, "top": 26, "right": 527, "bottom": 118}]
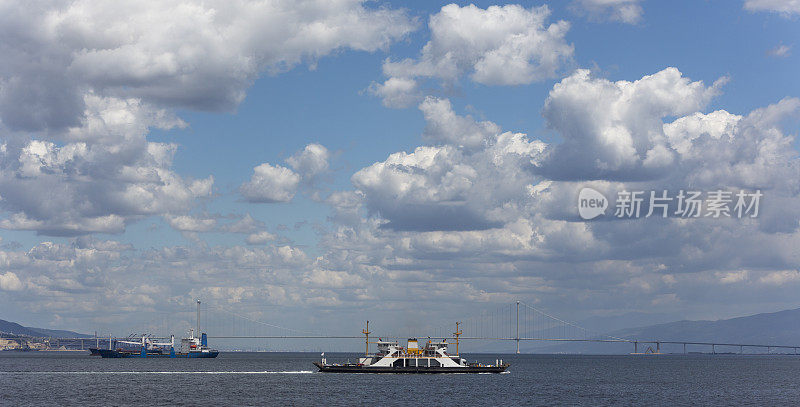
[{"left": 2, "top": 352, "right": 799, "bottom": 406}]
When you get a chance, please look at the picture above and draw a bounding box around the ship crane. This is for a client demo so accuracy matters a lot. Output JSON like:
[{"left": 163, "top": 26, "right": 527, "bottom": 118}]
[{"left": 114, "top": 335, "right": 174, "bottom": 350}]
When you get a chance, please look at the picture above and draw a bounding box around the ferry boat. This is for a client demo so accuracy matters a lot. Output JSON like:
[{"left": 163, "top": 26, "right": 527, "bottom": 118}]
[{"left": 314, "top": 322, "right": 509, "bottom": 373}]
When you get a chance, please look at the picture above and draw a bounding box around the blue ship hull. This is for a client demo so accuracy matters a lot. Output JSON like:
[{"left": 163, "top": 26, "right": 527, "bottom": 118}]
[{"left": 96, "top": 349, "right": 219, "bottom": 358}]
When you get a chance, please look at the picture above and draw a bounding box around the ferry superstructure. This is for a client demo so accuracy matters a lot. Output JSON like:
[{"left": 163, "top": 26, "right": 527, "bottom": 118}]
[{"left": 314, "top": 322, "right": 509, "bottom": 373}]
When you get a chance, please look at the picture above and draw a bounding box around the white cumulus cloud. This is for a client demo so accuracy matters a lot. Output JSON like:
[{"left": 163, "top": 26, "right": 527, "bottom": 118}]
[
  {"left": 368, "top": 77, "right": 421, "bottom": 109},
  {"left": 315, "top": 67, "right": 800, "bottom": 324},
  {"left": 352, "top": 98, "right": 546, "bottom": 231},
  {"left": 419, "top": 97, "right": 501, "bottom": 149},
  {"left": 0, "top": 1, "right": 412, "bottom": 236},
  {"left": 164, "top": 215, "right": 217, "bottom": 233},
  {"left": 286, "top": 143, "right": 331, "bottom": 183},
  {"left": 0, "top": 96, "right": 213, "bottom": 236},
  {"left": 0, "top": 271, "right": 23, "bottom": 291},
  {"left": 240, "top": 163, "right": 301, "bottom": 203},
  {"left": 744, "top": 0, "right": 800, "bottom": 16},
  {"left": 241, "top": 143, "right": 332, "bottom": 204},
  {"left": 570, "top": 0, "right": 644, "bottom": 24},
  {"left": 767, "top": 44, "right": 792, "bottom": 57},
  {"left": 0, "top": 0, "right": 416, "bottom": 131},
  {"left": 246, "top": 231, "right": 277, "bottom": 245},
  {"left": 540, "top": 67, "right": 726, "bottom": 180},
  {"left": 372, "top": 4, "right": 572, "bottom": 107}
]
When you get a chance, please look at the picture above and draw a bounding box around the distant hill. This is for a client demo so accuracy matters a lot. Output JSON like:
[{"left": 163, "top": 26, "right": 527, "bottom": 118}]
[
  {"left": 0, "top": 319, "right": 90, "bottom": 338},
  {"left": 522, "top": 308, "right": 800, "bottom": 354},
  {"left": 574, "top": 311, "right": 677, "bottom": 333}
]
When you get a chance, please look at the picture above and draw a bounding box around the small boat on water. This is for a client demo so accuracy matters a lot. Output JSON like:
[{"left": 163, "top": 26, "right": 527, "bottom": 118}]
[{"left": 314, "top": 322, "right": 509, "bottom": 373}]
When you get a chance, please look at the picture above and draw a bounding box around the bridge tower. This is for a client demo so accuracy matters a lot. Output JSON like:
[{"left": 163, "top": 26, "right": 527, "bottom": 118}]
[
  {"left": 515, "top": 301, "right": 520, "bottom": 354},
  {"left": 196, "top": 299, "right": 201, "bottom": 335}
]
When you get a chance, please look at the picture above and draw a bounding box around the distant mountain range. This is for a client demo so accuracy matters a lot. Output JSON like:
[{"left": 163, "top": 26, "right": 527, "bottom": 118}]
[
  {"left": 522, "top": 307, "right": 800, "bottom": 354},
  {"left": 0, "top": 319, "right": 90, "bottom": 338}
]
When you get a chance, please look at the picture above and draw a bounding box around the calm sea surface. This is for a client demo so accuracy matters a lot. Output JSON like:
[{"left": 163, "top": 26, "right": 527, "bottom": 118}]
[{"left": 1, "top": 352, "right": 799, "bottom": 406}]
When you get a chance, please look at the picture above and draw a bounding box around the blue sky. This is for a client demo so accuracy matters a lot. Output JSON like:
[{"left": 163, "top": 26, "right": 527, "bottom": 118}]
[
  {"left": 1, "top": 0, "right": 800, "bottom": 339},
  {"left": 156, "top": 0, "right": 799, "bottom": 251},
  {"left": 139, "top": 0, "right": 800, "bottom": 251}
]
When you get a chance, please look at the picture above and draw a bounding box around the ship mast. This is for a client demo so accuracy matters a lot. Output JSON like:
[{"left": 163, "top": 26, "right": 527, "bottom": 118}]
[
  {"left": 196, "top": 299, "right": 201, "bottom": 336},
  {"left": 362, "top": 320, "right": 371, "bottom": 356},
  {"left": 454, "top": 321, "right": 462, "bottom": 356}
]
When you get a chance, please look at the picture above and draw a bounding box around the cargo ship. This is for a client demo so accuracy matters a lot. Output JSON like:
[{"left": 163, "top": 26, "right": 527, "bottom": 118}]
[
  {"left": 93, "top": 330, "right": 219, "bottom": 358},
  {"left": 90, "top": 300, "right": 219, "bottom": 358},
  {"left": 314, "top": 322, "right": 509, "bottom": 373}
]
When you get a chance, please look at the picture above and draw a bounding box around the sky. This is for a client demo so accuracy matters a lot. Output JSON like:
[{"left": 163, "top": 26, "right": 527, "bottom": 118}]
[{"left": 1, "top": 0, "right": 800, "bottom": 342}]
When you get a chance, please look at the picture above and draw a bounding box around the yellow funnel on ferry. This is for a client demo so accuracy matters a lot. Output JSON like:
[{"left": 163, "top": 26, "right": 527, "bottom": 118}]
[{"left": 407, "top": 338, "right": 422, "bottom": 355}]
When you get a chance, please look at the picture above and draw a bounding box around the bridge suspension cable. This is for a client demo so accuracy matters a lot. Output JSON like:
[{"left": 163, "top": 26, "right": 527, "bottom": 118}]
[
  {"left": 207, "top": 306, "right": 316, "bottom": 336},
  {"left": 165, "top": 300, "right": 800, "bottom": 355}
]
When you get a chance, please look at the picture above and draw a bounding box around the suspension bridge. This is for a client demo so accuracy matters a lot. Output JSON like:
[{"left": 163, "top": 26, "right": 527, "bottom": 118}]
[
  {"left": 22, "top": 300, "right": 800, "bottom": 355},
  {"left": 201, "top": 301, "right": 800, "bottom": 355}
]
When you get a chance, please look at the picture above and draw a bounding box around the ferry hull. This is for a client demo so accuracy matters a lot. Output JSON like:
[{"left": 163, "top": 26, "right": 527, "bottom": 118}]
[{"left": 313, "top": 362, "right": 508, "bottom": 374}]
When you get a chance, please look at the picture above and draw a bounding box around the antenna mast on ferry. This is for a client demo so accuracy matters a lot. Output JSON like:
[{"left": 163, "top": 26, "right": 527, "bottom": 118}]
[
  {"left": 362, "top": 320, "right": 371, "bottom": 356},
  {"left": 454, "top": 321, "right": 462, "bottom": 356}
]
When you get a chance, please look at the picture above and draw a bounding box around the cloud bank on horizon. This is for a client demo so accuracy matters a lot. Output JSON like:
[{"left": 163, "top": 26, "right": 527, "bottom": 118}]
[{"left": 0, "top": 0, "right": 799, "bottom": 335}]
